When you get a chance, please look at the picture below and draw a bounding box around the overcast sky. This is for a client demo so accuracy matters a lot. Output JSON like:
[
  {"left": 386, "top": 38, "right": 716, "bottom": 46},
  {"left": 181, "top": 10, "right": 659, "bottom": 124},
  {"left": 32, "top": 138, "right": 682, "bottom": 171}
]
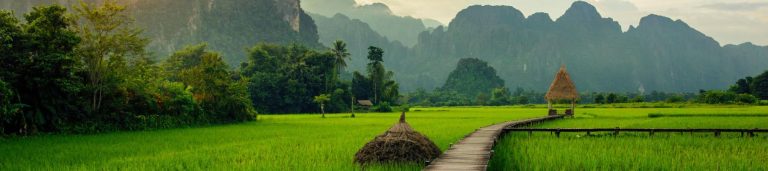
[{"left": 354, "top": 0, "right": 768, "bottom": 46}]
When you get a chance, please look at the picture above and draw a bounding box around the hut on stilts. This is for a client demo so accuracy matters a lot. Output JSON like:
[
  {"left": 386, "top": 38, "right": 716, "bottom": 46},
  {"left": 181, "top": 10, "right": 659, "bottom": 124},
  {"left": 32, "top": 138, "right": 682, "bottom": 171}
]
[{"left": 544, "top": 65, "right": 579, "bottom": 116}]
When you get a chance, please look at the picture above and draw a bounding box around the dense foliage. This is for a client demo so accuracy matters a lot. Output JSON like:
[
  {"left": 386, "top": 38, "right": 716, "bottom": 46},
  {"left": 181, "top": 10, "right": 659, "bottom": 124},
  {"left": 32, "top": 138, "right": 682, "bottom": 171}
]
[
  {"left": 0, "top": 2, "right": 254, "bottom": 135},
  {"left": 241, "top": 43, "right": 353, "bottom": 114},
  {"left": 351, "top": 46, "right": 400, "bottom": 107},
  {"left": 441, "top": 58, "right": 505, "bottom": 98}
]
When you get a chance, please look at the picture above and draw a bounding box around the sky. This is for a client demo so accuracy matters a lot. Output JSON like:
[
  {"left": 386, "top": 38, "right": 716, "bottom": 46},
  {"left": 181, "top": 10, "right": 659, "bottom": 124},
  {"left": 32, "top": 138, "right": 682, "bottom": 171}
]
[{"left": 354, "top": 0, "right": 768, "bottom": 46}]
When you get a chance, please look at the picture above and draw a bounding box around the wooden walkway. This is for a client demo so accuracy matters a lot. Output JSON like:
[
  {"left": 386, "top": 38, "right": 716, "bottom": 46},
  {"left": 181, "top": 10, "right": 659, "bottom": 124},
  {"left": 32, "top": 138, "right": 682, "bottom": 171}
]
[
  {"left": 424, "top": 115, "right": 564, "bottom": 171},
  {"left": 503, "top": 128, "right": 768, "bottom": 137}
]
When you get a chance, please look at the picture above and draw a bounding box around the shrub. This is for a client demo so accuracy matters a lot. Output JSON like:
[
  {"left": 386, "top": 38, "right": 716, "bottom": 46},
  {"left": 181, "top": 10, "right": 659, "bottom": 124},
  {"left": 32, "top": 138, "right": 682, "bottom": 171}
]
[
  {"left": 372, "top": 102, "right": 393, "bottom": 112},
  {"left": 735, "top": 94, "right": 758, "bottom": 104},
  {"left": 665, "top": 95, "right": 685, "bottom": 103}
]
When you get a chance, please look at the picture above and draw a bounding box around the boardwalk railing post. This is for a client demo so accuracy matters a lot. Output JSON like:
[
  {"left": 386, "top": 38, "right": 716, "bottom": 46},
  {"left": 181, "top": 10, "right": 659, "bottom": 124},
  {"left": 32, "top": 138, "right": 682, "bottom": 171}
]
[
  {"left": 649, "top": 129, "right": 654, "bottom": 137},
  {"left": 556, "top": 128, "right": 561, "bottom": 138},
  {"left": 614, "top": 127, "right": 619, "bottom": 136}
]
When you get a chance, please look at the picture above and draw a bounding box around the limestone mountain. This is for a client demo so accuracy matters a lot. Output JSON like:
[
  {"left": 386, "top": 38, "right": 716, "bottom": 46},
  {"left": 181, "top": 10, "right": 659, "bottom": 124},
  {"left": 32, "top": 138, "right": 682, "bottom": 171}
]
[
  {"left": 403, "top": 1, "right": 768, "bottom": 92},
  {"left": 1, "top": 0, "right": 321, "bottom": 65},
  {"left": 309, "top": 13, "right": 409, "bottom": 73},
  {"left": 302, "top": 0, "right": 428, "bottom": 47}
]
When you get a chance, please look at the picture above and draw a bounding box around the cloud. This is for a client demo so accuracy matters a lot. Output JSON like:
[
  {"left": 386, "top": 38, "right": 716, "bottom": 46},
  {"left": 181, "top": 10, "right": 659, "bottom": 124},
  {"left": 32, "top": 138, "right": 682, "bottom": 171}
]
[{"left": 700, "top": 2, "right": 768, "bottom": 11}]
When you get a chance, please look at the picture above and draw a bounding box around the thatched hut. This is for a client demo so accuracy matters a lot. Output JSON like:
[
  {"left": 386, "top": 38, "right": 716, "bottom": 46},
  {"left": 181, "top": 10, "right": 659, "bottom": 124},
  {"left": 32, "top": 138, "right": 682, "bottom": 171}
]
[
  {"left": 354, "top": 112, "right": 441, "bottom": 165},
  {"left": 544, "top": 65, "right": 579, "bottom": 116}
]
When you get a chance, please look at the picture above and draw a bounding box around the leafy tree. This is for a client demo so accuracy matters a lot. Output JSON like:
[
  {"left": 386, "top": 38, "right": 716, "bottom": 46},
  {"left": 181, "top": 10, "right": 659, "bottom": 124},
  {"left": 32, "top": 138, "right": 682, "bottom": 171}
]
[
  {"left": 0, "top": 5, "right": 83, "bottom": 134},
  {"left": 594, "top": 94, "right": 605, "bottom": 104},
  {"left": 515, "top": 95, "right": 529, "bottom": 105},
  {"left": 751, "top": 71, "right": 768, "bottom": 100},
  {"left": 735, "top": 94, "right": 758, "bottom": 104},
  {"left": 665, "top": 95, "right": 685, "bottom": 103},
  {"left": 313, "top": 94, "right": 331, "bottom": 118},
  {"left": 489, "top": 87, "right": 511, "bottom": 106},
  {"left": 367, "top": 46, "right": 385, "bottom": 104},
  {"left": 697, "top": 90, "right": 737, "bottom": 104},
  {"left": 606, "top": 93, "right": 617, "bottom": 104},
  {"left": 71, "top": 0, "right": 149, "bottom": 113},
  {"left": 729, "top": 77, "right": 752, "bottom": 94},
  {"left": 165, "top": 44, "right": 256, "bottom": 122},
  {"left": 242, "top": 43, "right": 350, "bottom": 114},
  {"left": 475, "top": 93, "right": 489, "bottom": 106}
]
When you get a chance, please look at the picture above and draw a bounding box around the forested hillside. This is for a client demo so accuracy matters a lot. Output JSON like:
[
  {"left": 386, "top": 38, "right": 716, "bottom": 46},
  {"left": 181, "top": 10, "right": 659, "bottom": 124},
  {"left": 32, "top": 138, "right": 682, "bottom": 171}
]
[{"left": 1, "top": 0, "right": 321, "bottom": 65}]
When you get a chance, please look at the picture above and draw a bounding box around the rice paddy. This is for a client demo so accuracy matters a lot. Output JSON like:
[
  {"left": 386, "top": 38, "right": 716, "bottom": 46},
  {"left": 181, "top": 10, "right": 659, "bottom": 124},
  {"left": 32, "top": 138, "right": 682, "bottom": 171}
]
[
  {"left": 0, "top": 107, "right": 541, "bottom": 170},
  {"left": 1, "top": 105, "right": 766, "bottom": 170},
  {"left": 488, "top": 106, "right": 768, "bottom": 170}
]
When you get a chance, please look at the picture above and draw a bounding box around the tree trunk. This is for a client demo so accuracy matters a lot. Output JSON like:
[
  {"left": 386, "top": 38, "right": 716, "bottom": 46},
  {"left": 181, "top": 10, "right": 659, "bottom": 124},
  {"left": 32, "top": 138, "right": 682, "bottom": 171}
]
[
  {"left": 351, "top": 96, "right": 355, "bottom": 118},
  {"left": 321, "top": 104, "right": 325, "bottom": 118}
]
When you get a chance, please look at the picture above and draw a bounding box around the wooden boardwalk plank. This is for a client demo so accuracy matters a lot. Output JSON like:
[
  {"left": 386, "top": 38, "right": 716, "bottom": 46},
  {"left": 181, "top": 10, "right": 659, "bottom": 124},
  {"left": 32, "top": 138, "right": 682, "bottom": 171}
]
[{"left": 424, "top": 115, "right": 564, "bottom": 171}]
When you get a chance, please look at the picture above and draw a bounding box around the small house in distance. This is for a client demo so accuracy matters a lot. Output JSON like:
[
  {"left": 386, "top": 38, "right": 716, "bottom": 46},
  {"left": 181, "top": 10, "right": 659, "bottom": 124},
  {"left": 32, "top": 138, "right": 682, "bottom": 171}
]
[
  {"left": 544, "top": 65, "right": 579, "bottom": 116},
  {"left": 357, "top": 100, "right": 373, "bottom": 110}
]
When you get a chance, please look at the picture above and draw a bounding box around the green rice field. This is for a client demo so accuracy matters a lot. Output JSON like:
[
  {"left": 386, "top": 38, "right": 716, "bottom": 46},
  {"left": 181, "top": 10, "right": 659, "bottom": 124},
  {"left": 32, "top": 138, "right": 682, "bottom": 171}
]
[
  {"left": 488, "top": 106, "right": 768, "bottom": 170},
  {"left": 2, "top": 105, "right": 767, "bottom": 170},
  {"left": 0, "top": 107, "right": 541, "bottom": 170}
]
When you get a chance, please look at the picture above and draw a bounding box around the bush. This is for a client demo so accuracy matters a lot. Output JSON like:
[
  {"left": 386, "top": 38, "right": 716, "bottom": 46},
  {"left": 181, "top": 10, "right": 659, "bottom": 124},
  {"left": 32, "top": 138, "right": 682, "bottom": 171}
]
[
  {"left": 372, "top": 102, "right": 393, "bottom": 112},
  {"left": 735, "top": 94, "right": 758, "bottom": 104},
  {"left": 697, "top": 90, "right": 736, "bottom": 104},
  {"left": 665, "top": 95, "right": 685, "bottom": 103}
]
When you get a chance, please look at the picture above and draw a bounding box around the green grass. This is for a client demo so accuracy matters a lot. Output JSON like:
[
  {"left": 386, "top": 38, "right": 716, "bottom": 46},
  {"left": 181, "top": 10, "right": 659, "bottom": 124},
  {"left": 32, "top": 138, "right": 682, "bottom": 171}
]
[
  {"left": 0, "top": 107, "right": 543, "bottom": 170},
  {"left": 488, "top": 106, "right": 768, "bottom": 170}
]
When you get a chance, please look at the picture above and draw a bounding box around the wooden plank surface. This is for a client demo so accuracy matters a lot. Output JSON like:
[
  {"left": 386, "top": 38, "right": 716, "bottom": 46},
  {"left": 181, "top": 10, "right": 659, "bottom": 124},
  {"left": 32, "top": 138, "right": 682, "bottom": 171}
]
[{"left": 424, "top": 115, "right": 564, "bottom": 171}]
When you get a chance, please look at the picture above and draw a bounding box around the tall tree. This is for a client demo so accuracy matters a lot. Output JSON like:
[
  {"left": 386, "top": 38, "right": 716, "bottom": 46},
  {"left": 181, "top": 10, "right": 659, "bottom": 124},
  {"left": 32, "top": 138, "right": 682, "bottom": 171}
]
[
  {"left": 71, "top": 0, "right": 148, "bottom": 113},
  {"left": 165, "top": 44, "right": 256, "bottom": 122},
  {"left": 367, "top": 46, "right": 385, "bottom": 104},
  {"left": 331, "top": 40, "right": 351, "bottom": 78},
  {"left": 751, "top": 71, "right": 768, "bottom": 100},
  {"left": 1, "top": 5, "right": 83, "bottom": 133}
]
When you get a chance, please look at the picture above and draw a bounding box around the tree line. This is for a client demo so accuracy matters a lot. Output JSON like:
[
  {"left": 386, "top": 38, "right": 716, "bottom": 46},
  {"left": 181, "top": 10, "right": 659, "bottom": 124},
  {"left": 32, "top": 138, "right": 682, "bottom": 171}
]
[{"left": 0, "top": 2, "right": 400, "bottom": 135}]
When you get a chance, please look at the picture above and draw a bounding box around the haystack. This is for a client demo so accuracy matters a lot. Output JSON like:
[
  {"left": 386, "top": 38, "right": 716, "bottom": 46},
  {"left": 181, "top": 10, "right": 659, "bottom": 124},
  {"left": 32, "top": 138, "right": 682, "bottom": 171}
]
[{"left": 354, "top": 112, "right": 441, "bottom": 165}]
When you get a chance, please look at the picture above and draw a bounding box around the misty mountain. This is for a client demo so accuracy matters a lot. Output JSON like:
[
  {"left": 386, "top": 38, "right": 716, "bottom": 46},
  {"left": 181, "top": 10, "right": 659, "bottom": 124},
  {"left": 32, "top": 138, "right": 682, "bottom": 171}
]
[
  {"left": 302, "top": 0, "right": 428, "bottom": 47},
  {"left": 1, "top": 0, "right": 321, "bottom": 65},
  {"left": 309, "top": 13, "right": 409, "bottom": 73},
  {"left": 400, "top": 1, "right": 768, "bottom": 93}
]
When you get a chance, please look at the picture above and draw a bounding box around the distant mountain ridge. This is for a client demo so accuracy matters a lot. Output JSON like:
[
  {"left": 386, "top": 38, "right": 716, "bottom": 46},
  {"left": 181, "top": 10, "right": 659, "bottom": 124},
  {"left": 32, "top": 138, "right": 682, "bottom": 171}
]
[
  {"left": 301, "top": 0, "right": 429, "bottom": 47},
  {"left": 400, "top": 1, "right": 768, "bottom": 92}
]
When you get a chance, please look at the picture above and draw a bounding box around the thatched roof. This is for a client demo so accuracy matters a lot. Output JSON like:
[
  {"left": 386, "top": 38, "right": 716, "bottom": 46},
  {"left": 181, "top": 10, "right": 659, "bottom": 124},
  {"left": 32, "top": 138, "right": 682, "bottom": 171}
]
[
  {"left": 545, "top": 65, "right": 579, "bottom": 101},
  {"left": 354, "top": 112, "right": 441, "bottom": 165},
  {"left": 357, "top": 100, "right": 373, "bottom": 106}
]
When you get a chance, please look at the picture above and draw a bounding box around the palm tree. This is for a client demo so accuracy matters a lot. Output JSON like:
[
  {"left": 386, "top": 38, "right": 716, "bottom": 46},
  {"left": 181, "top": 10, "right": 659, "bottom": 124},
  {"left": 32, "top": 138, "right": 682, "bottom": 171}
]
[{"left": 331, "top": 40, "right": 351, "bottom": 80}]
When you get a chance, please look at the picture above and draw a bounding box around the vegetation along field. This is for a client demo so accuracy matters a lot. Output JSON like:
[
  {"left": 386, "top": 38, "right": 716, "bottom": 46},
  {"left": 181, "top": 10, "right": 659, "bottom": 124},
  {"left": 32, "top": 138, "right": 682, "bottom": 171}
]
[
  {"left": 0, "top": 107, "right": 545, "bottom": 170},
  {"left": 3, "top": 0, "right": 768, "bottom": 170},
  {"left": 488, "top": 106, "right": 768, "bottom": 170}
]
